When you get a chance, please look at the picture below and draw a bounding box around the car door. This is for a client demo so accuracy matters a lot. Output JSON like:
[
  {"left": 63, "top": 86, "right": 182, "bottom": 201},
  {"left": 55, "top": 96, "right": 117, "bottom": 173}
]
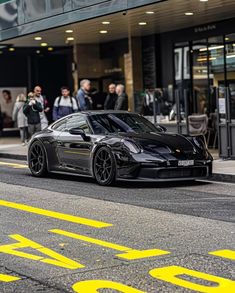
[{"left": 56, "top": 115, "right": 93, "bottom": 174}]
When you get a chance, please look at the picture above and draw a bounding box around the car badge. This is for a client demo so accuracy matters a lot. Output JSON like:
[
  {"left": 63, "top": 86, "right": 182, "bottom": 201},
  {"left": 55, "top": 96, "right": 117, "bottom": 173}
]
[{"left": 176, "top": 149, "right": 181, "bottom": 153}]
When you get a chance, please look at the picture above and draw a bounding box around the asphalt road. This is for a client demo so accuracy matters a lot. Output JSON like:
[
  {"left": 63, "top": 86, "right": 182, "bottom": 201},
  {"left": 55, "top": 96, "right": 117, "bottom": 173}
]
[{"left": 0, "top": 159, "right": 234, "bottom": 292}]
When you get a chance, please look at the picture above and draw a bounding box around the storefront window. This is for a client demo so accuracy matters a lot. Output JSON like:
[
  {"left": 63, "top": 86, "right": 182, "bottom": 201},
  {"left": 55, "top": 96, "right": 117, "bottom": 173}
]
[{"left": 225, "top": 33, "right": 235, "bottom": 120}]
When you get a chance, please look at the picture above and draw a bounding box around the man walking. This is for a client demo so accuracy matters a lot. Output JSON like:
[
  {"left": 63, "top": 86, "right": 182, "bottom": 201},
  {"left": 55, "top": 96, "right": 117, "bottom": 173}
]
[
  {"left": 76, "top": 79, "right": 93, "bottom": 111},
  {"left": 34, "top": 85, "right": 50, "bottom": 129},
  {"left": 53, "top": 86, "right": 78, "bottom": 121},
  {"left": 23, "top": 92, "right": 42, "bottom": 138},
  {"left": 115, "top": 84, "right": 128, "bottom": 110},
  {"left": 104, "top": 84, "right": 117, "bottom": 110}
]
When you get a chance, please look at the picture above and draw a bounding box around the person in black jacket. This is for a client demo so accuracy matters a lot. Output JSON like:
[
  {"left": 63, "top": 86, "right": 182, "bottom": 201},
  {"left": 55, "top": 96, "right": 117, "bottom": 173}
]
[
  {"left": 23, "top": 92, "right": 42, "bottom": 138},
  {"left": 104, "top": 84, "right": 117, "bottom": 110}
]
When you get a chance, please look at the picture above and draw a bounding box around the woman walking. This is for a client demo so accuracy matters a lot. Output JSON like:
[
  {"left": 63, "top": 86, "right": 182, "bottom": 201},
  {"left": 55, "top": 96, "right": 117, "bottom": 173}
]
[{"left": 12, "top": 93, "right": 28, "bottom": 146}]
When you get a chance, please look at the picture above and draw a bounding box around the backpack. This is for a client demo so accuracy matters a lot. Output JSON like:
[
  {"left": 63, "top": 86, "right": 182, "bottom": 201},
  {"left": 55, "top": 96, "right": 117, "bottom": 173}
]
[{"left": 58, "top": 96, "right": 78, "bottom": 109}]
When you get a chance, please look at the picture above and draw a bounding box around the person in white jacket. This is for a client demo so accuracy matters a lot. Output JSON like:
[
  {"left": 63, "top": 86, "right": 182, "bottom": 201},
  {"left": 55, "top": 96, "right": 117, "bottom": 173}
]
[{"left": 12, "top": 94, "right": 28, "bottom": 146}]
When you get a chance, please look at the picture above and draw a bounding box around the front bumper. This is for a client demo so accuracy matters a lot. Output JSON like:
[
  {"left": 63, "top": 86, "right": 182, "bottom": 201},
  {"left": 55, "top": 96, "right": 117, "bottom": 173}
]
[{"left": 118, "top": 162, "right": 212, "bottom": 182}]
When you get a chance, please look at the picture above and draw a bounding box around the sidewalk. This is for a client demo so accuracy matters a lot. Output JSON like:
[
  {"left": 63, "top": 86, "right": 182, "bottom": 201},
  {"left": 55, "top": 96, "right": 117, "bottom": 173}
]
[{"left": 0, "top": 137, "right": 235, "bottom": 182}]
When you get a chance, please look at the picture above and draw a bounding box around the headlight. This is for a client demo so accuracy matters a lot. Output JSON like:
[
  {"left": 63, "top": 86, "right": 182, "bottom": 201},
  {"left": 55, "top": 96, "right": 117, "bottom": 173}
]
[{"left": 122, "top": 139, "right": 142, "bottom": 154}]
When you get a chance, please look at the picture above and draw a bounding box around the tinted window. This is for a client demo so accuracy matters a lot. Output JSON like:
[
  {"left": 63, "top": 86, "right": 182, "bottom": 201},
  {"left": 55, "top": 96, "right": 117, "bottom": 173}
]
[
  {"left": 89, "top": 113, "right": 158, "bottom": 134},
  {"left": 66, "top": 115, "right": 90, "bottom": 133},
  {"left": 51, "top": 119, "right": 67, "bottom": 131}
]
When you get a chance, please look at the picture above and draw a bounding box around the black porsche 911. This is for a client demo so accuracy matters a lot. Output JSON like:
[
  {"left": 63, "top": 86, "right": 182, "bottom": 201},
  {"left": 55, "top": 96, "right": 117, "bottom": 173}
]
[{"left": 28, "top": 111, "right": 213, "bottom": 185}]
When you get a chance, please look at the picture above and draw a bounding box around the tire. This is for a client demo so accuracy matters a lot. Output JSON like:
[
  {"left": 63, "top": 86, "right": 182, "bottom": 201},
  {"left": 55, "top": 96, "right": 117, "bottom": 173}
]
[
  {"left": 93, "top": 146, "right": 116, "bottom": 186},
  {"left": 28, "top": 141, "right": 48, "bottom": 177}
]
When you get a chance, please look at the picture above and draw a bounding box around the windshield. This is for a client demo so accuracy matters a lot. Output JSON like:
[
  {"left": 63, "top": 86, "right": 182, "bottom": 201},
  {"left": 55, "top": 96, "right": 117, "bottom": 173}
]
[{"left": 89, "top": 113, "right": 158, "bottom": 134}]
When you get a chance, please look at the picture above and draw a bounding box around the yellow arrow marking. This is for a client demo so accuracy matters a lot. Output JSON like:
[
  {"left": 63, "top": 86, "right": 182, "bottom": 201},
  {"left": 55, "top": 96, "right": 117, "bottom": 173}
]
[
  {"left": 0, "top": 200, "right": 112, "bottom": 228},
  {"left": 0, "top": 234, "right": 84, "bottom": 269},
  {"left": 0, "top": 274, "right": 20, "bottom": 283},
  {"left": 50, "top": 229, "right": 170, "bottom": 260}
]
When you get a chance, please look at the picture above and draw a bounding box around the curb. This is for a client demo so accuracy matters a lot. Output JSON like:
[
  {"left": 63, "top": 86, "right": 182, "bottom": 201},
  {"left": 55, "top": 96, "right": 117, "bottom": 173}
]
[{"left": 209, "top": 173, "right": 235, "bottom": 184}]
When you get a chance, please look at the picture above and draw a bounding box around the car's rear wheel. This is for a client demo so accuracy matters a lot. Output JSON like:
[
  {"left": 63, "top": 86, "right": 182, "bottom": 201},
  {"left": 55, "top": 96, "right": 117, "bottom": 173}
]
[
  {"left": 28, "top": 141, "right": 47, "bottom": 177},
  {"left": 93, "top": 147, "right": 116, "bottom": 186}
]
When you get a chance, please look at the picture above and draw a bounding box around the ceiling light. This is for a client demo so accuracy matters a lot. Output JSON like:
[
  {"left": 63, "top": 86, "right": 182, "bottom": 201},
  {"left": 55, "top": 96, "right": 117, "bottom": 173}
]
[
  {"left": 102, "top": 21, "right": 110, "bottom": 24},
  {"left": 65, "top": 29, "right": 73, "bottom": 33},
  {"left": 139, "top": 22, "right": 147, "bottom": 25},
  {"left": 48, "top": 47, "right": 53, "bottom": 51},
  {"left": 36, "top": 50, "right": 41, "bottom": 54},
  {"left": 34, "top": 36, "right": 42, "bottom": 41},
  {"left": 41, "top": 42, "right": 48, "bottom": 47},
  {"left": 185, "top": 12, "right": 194, "bottom": 16},
  {"left": 200, "top": 0, "right": 208, "bottom": 2},
  {"left": 146, "top": 11, "right": 155, "bottom": 14},
  {"left": 9, "top": 47, "right": 15, "bottom": 52},
  {"left": 66, "top": 37, "right": 75, "bottom": 41},
  {"left": 225, "top": 37, "right": 230, "bottom": 41},
  {"left": 99, "top": 30, "right": 108, "bottom": 34},
  {"left": 226, "top": 54, "right": 235, "bottom": 59},
  {"left": 199, "top": 45, "right": 224, "bottom": 52}
]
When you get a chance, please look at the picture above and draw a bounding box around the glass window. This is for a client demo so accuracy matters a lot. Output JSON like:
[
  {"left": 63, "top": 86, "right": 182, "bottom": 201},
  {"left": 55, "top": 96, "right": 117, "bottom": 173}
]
[
  {"left": 51, "top": 119, "right": 67, "bottom": 131},
  {"left": 89, "top": 113, "right": 158, "bottom": 134},
  {"left": 225, "top": 33, "right": 235, "bottom": 120},
  {"left": 66, "top": 115, "right": 90, "bottom": 133}
]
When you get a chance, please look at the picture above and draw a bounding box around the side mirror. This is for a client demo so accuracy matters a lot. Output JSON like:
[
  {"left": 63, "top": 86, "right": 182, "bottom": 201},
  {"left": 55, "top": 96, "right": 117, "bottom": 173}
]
[
  {"left": 69, "top": 128, "right": 90, "bottom": 141},
  {"left": 156, "top": 125, "right": 167, "bottom": 132}
]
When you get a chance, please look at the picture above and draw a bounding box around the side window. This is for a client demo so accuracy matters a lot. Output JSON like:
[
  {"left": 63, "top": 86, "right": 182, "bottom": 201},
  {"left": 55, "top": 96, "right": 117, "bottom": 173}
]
[
  {"left": 51, "top": 119, "right": 67, "bottom": 131},
  {"left": 66, "top": 115, "right": 90, "bottom": 133}
]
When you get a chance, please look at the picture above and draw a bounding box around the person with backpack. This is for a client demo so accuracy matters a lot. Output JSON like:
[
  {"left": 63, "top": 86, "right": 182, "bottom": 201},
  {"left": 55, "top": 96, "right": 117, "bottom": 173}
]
[{"left": 52, "top": 86, "right": 78, "bottom": 121}]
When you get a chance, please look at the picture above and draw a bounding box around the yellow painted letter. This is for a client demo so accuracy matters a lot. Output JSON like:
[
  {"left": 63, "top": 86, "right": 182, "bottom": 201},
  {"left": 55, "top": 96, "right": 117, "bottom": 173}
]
[
  {"left": 0, "top": 234, "right": 84, "bottom": 270},
  {"left": 72, "top": 280, "right": 145, "bottom": 293},
  {"left": 149, "top": 265, "right": 235, "bottom": 292}
]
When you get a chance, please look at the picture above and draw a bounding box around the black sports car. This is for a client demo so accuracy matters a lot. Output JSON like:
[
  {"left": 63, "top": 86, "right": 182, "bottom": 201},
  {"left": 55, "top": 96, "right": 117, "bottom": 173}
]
[{"left": 28, "top": 111, "right": 213, "bottom": 185}]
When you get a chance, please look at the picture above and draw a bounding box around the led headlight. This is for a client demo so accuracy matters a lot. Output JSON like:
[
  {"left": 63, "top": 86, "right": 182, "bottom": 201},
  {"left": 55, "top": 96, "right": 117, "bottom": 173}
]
[{"left": 122, "top": 139, "right": 142, "bottom": 154}]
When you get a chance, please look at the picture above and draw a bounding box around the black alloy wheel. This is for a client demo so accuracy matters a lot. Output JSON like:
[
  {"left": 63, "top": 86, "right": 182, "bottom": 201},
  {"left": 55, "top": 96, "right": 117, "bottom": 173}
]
[
  {"left": 28, "top": 141, "right": 47, "bottom": 177},
  {"left": 94, "top": 147, "right": 116, "bottom": 186}
]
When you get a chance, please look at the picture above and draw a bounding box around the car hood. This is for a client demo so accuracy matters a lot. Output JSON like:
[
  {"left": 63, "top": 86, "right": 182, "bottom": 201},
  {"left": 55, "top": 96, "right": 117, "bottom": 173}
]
[{"left": 119, "top": 132, "right": 196, "bottom": 154}]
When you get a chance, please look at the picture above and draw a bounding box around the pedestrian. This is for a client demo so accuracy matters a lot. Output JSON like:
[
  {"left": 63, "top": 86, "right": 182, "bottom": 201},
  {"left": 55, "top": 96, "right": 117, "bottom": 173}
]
[
  {"left": 76, "top": 79, "right": 93, "bottom": 111},
  {"left": 104, "top": 83, "right": 117, "bottom": 110},
  {"left": 23, "top": 92, "right": 42, "bottom": 138},
  {"left": 114, "top": 84, "right": 128, "bottom": 110},
  {"left": 52, "top": 86, "right": 78, "bottom": 121},
  {"left": 12, "top": 93, "right": 28, "bottom": 146},
  {"left": 34, "top": 85, "right": 50, "bottom": 129}
]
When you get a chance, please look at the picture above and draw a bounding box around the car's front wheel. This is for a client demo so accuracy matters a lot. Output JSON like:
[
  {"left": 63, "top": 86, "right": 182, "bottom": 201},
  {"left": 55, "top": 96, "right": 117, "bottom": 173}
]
[
  {"left": 28, "top": 141, "right": 47, "bottom": 177},
  {"left": 93, "top": 147, "right": 116, "bottom": 186}
]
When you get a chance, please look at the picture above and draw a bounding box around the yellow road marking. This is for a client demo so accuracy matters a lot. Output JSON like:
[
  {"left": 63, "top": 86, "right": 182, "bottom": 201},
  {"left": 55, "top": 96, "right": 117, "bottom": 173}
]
[
  {"left": 209, "top": 249, "right": 235, "bottom": 261},
  {"left": 0, "top": 161, "right": 27, "bottom": 169},
  {"left": 50, "top": 229, "right": 170, "bottom": 260},
  {"left": 73, "top": 280, "right": 146, "bottom": 293},
  {"left": 0, "top": 200, "right": 112, "bottom": 228},
  {"left": 149, "top": 265, "right": 235, "bottom": 292},
  {"left": 0, "top": 274, "right": 20, "bottom": 283},
  {"left": 0, "top": 234, "right": 84, "bottom": 270}
]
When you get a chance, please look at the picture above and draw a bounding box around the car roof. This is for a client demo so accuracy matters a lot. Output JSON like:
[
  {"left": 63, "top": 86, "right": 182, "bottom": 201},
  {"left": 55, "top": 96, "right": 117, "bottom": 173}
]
[{"left": 80, "top": 110, "right": 131, "bottom": 116}]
